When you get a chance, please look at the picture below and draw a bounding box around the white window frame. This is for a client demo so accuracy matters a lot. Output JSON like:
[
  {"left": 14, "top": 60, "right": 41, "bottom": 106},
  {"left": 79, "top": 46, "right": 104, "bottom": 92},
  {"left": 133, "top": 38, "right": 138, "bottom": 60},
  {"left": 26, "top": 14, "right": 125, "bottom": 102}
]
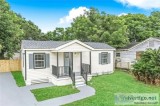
[
  {"left": 34, "top": 53, "right": 46, "bottom": 69},
  {"left": 101, "top": 52, "right": 108, "bottom": 64}
]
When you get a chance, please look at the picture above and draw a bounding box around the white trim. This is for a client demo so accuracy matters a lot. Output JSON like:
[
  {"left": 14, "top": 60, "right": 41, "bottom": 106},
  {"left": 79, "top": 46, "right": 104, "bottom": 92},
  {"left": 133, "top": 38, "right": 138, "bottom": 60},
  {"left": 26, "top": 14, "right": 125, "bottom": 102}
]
[
  {"left": 93, "top": 49, "right": 116, "bottom": 51},
  {"left": 51, "top": 49, "right": 115, "bottom": 52},
  {"left": 129, "top": 37, "right": 160, "bottom": 50},
  {"left": 55, "top": 40, "right": 94, "bottom": 50},
  {"left": 119, "top": 37, "right": 160, "bottom": 51},
  {"left": 33, "top": 54, "right": 46, "bottom": 69},
  {"left": 23, "top": 49, "right": 53, "bottom": 51}
]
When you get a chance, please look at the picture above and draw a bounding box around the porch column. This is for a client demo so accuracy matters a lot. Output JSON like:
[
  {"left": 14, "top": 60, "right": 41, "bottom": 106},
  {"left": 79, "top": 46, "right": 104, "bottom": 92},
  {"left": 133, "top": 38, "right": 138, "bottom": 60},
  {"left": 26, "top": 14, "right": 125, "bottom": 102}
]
[
  {"left": 57, "top": 52, "right": 59, "bottom": 78},
  {"left": 89, "top": 51, "right": 91, "bottom": 74},
  {"left": 72, "top": 52, "right": 73, "bottom": 71},
  {"left": 80, "top": 52, "right": 82, "bottom": 75}
]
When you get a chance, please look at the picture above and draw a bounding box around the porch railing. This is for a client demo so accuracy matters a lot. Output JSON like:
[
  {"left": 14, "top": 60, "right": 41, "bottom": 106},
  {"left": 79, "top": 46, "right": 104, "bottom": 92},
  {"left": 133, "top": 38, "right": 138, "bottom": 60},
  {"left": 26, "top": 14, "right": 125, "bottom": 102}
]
[
  {"left": 81, "top": 63, "right": 90, "bottom": 84},
  {"left": 52, "top": 65, "right": 75, "bottom": 85},
  {"left": 69, "top": 66, "right": 75, "bottom": 86},
  {"left": 52, "top": 65, "right": 69, "bottom": 78}
]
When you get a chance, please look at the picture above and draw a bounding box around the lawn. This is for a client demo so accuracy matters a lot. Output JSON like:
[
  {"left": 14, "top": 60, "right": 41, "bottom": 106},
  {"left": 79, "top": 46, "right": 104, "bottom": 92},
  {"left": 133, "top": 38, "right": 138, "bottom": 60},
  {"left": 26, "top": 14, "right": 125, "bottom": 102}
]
[
  {"left": 64, "top": 70, "right": 160, "bottom": 106},
  {"left": 11, "top": 71, "right": 26, "bottom": 87},
  {"left": 31, "top": 85, "right": 80, "bottom": 101}
]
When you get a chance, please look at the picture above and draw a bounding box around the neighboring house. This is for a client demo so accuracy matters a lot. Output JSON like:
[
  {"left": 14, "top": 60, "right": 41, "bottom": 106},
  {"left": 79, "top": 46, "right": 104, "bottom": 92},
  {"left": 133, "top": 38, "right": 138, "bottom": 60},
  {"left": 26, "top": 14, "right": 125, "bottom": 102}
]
[
  {"left": 116, "top": 37, "right": 160, "bottom": 68},
  {"left": 21, "top": 40, "right": 115, "bottom": 87}
]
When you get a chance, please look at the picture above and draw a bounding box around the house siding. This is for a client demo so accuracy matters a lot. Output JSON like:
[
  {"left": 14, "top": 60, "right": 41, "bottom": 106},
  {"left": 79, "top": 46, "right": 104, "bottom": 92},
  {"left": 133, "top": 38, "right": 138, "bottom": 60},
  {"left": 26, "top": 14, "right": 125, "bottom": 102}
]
[
  {"left": 58, "top": 42, "right": 91, "bottom": 52},
  {"left": 21, "top": 40, "right": 115, "bottom": 85},
  {"left": 91, "top": 50, "right": 114, "bottom": 74},
  {"left": 25, "top": 50, "right": 53, "bottom": 84},
  {"left": 82, "top": 52, "right": 90, "bottom": 64},
  {"left": 73, "top": 52, "right": 81, "bottom": 73},
  {"left": 117, "top": 38, "right": 160, "bottom": 63}
]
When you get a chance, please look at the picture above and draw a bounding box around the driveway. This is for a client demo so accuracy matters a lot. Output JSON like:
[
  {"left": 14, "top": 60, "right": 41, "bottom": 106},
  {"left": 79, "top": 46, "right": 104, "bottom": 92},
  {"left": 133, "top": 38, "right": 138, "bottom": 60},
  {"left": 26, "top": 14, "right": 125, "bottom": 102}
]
[
  {"left": 0, "top": 72, "right": 95, "bottom": 106},
  {"left": 0, "top": 72, "right": 53, "bottom": 106}
]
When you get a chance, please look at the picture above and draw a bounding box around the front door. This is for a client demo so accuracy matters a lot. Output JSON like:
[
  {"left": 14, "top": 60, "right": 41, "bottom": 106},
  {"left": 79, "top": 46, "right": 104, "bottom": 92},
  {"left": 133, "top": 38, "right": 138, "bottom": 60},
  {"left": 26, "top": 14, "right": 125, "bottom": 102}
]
[{"left": 64, "top": 52, "right": 69, "bottom": 75}]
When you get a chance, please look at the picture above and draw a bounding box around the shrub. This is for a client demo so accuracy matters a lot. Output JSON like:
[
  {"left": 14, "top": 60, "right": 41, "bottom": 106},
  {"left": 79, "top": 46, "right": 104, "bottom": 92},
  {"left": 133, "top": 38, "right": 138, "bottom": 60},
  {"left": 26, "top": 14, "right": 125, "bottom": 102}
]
[{"left": 132, "top": 49, "right": 160, "bottom": 85}]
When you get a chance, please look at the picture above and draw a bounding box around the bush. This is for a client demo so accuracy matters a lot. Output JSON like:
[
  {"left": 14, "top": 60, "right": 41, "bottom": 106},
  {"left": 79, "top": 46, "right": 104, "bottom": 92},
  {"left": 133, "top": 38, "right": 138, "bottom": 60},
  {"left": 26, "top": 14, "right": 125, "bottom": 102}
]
[{"left": 132, "top": 49, "right": 160, "bottom": 85}]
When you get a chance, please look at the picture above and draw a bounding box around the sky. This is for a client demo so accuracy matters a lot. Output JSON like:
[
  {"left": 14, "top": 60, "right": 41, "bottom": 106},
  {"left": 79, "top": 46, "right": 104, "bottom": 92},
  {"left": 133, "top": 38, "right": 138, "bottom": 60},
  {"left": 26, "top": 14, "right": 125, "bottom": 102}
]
[{"left": 6, "top": 0, "right": 160, "bottom": 33}]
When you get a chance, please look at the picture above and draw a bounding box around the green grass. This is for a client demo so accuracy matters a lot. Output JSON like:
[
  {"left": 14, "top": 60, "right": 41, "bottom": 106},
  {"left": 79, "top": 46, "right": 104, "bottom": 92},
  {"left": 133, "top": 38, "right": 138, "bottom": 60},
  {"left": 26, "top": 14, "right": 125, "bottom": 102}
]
[
  {"left": 11, "top": 71, "right": 26, "bottom": 87},
  {"left": 31, "top": 85, "right": 80, "bottom": 101},
  {"left": 64, "top": 70, "right": 160, "bottom": 106}
]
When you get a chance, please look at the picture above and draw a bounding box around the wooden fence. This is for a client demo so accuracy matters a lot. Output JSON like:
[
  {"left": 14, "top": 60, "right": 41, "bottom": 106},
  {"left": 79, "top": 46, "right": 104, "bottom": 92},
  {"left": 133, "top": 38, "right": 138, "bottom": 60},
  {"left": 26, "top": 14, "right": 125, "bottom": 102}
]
[
  {"left": 115, "top": 62, "right": 131, "bottom": 70},
  {"left": 0, "top": 60, "right": 21, "bottom": 72}
]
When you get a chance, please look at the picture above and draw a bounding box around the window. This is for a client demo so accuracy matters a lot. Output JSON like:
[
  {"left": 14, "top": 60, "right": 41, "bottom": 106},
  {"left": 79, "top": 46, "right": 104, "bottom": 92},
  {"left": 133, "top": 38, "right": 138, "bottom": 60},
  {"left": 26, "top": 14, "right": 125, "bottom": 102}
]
[
  {"left": 136, "top": 51, "right": 143, "bottom": 60},
  {"left": 116, "top": 53, "right": 120, "bottom": 57},
  {"left": 34, "top": 53, "right": 45, "bottom": 68},
  {"left": 101, "top": 52, "right": 108, "bottom": 64}
]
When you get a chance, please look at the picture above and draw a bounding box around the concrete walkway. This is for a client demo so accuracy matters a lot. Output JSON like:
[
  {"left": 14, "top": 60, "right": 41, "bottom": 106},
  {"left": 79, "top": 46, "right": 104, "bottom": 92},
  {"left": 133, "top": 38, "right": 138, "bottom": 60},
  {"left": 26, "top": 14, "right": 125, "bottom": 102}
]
[
  {"left": 0, "top": 72, "right": 95, "bottom": 106},
  {"left": 37, "top": 86, "right": 95, "bottom": 106}
]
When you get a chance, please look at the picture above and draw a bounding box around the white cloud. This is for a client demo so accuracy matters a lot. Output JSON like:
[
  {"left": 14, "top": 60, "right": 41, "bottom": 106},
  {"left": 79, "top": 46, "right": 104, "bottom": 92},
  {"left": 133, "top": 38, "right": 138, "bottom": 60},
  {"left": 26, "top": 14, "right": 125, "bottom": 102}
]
[
  {"left": 116, "top": 0, "right": 160, "bottom": 9},
  {"left": 59, "top": 7, "right": 89, "bottom": 24},
  {"left": 118, "top": 13, "right": 128, "bottom": 16}
]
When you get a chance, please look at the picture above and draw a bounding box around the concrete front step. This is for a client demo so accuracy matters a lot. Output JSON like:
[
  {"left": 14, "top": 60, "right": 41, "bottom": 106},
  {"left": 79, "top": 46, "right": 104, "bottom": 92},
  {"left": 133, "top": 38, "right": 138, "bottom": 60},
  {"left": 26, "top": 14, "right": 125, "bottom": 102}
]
[
  {"left": 75, "top": 78, "right": 85, "bottom": 82},
  {"left": 31, "top": 79, "right": 49, "bottom": 84},
  {"left": 75, "top": 81, "right": 85, "bottom": 85},
  {"left": 75, "top": 75, "right": 86, "bottom": 88},
  {"left": 75, "top": 76, "right": 83, "bottom": 79}
]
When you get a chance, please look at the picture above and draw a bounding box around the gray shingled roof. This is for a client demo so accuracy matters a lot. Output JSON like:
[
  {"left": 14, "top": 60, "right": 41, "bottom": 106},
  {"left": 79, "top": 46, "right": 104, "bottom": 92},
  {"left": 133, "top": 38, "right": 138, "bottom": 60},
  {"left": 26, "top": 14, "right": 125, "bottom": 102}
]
[
  {"left": 120, "top": 42, "right": 139, "bottom": 49},
  {"left": 84, "top": 42, "right": 114, "bottom": 49},
  {"left": 22, "top": 40, "right": 115, "bottom": 50}
]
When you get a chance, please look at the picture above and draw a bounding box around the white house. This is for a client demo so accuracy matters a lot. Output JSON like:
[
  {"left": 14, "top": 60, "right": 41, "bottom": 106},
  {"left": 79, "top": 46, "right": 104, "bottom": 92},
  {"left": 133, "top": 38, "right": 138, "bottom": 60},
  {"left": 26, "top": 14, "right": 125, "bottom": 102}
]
[
  {"left": 116, "top": 37, "right": 160, "bottom": 68},
  {"left": 21, "top": 40, "right": 115, "bottom": 87}
]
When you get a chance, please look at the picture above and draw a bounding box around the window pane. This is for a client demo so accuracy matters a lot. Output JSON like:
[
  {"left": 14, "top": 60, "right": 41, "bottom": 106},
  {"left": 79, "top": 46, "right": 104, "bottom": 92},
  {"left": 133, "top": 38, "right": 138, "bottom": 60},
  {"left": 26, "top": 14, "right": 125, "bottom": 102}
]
[
  {"left": 34, "top": 54, "right": 45, "bottom": 68},
  {"left": 101, "top": 53, "right": 108, "bottom": 64},
  {"left": 35, "top": 61, "right": 44, "bottom": 68}
]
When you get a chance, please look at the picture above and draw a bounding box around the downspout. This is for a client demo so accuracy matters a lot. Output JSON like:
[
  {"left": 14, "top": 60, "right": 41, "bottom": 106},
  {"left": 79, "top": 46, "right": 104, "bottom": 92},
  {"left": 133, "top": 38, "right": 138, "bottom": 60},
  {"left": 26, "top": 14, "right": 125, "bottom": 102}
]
[{"left": 25, "top": 50, "right": 27, "bottom": 80}]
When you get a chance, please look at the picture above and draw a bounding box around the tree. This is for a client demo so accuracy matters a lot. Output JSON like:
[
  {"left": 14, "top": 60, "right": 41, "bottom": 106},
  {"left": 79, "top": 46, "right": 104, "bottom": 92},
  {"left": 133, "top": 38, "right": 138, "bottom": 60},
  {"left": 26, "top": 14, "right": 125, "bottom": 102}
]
[
  {"left": 0, "top": 0, "right": 23, "bottom": 58},
  {"left": 0, "top": 0, "right": 42, "bottom": 58},
  {"left": 122, "top": 14, "right": 152, "bottom": 42},
  {"left": 149, "top": 11, "right": 160, "bottom": 37}
]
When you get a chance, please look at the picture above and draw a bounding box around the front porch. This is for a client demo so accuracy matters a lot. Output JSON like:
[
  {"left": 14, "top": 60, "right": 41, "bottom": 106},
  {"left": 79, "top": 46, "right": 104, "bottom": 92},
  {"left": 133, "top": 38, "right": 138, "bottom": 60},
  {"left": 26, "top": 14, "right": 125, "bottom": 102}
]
[{"left": 51, "top": 52, "right": 91, "bottom": 86}]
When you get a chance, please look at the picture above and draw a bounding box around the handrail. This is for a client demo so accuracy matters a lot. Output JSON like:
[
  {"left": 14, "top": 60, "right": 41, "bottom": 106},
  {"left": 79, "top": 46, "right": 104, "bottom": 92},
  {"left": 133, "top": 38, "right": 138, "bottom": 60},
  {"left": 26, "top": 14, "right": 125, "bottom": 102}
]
[
  {"left": 69, "top": 66, "right": 75, "bottom": 86},
  {"left": 81, "top": 63, "right": 89, "bottom": 84}
]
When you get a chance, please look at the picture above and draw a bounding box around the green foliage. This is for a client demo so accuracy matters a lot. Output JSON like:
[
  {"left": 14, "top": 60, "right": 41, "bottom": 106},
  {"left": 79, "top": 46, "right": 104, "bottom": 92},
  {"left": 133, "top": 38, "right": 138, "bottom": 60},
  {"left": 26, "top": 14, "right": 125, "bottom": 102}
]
[
  {"left": 64, "top": 70, "right": 160, "bottom": 106},
  {"left": 0, "top": 0, "right": 41, "bottom": 59},
  {"left": 31, "top": 85, "right": 79, "bottom": 101},
  {"left": 11, "top": 71, "right": 26, "bottom": 87},
  {"left": 1, "top": 1, "right": 160, "bottom": 58},
  {"left": 132, "top": 49, "right": 160, "bottom": 85},
  {"left": 44, "top": 8, "right": 160, "bottom": 48}
]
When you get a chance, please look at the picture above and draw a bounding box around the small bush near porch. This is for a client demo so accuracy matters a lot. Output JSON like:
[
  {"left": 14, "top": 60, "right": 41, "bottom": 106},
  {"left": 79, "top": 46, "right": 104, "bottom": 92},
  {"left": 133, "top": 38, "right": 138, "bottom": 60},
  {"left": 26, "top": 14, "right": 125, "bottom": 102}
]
[
  {"left": 31, "top": 85, "right": 79, "bottom": 101},
  {"left": 11, "top": 71, "right": 26, "bottom": 87}
]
